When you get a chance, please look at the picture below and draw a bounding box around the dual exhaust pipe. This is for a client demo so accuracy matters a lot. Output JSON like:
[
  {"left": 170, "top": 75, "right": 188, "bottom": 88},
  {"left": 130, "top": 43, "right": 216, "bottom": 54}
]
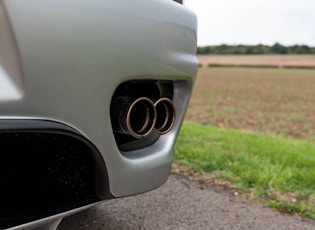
[{"left": 111, "top": 97, "right": 175, "bottom": 139}]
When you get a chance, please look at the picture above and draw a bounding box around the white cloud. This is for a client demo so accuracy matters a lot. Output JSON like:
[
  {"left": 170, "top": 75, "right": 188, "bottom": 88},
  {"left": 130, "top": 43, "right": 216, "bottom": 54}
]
[{"left": 185, "top": 0, "right": 315, "bottom": 46}]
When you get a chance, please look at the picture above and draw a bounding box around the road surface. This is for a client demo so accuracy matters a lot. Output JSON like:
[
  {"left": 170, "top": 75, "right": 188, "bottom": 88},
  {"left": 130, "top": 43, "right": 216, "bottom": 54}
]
[{"left": 58, "top": 174, "right": 315, "bottom": 230}]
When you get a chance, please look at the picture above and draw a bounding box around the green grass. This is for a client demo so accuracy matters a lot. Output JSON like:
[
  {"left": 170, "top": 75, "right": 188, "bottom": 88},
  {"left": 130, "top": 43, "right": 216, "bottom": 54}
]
[{"left": 175, "top": 123, "right": 315, "bottom": 218}]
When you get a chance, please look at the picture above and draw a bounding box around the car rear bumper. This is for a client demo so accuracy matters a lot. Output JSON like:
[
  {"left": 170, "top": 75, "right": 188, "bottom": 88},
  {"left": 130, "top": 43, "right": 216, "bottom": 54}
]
[{"left": 1, "top": 0, "right": 197, "bottom": 228}]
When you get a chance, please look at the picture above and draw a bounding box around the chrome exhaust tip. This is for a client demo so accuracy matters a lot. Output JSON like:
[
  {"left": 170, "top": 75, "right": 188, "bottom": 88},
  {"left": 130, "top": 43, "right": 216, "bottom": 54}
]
[
  {"left": 112, "top": 97, "right": 156, "bottom": 139},
  {"left": 154, "top": 98, "right": 176, "bottom": 135}
]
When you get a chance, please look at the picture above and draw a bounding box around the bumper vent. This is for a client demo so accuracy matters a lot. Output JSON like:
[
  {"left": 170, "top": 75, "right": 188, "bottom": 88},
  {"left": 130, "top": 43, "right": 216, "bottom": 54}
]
[{"left": 0, "top": 132, "right": 100, "bottom": 229}]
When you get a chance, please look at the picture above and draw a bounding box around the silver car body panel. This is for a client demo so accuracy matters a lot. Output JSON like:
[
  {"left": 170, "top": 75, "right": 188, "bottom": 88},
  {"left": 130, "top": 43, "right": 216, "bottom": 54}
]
[{"left": 1, "top": 0, "right": 197, "bottom": 228}]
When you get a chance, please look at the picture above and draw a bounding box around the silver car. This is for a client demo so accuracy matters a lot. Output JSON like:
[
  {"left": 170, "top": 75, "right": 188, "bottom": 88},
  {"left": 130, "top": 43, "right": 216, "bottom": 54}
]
[{"left": 0, "top": 0, "right": 198, "bottom": 229}]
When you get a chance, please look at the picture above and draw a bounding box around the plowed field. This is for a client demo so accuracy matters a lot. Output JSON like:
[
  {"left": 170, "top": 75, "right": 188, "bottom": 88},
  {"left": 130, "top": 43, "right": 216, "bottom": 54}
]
[
  {"left": 198, "top": 54, "right": 315, "bottom": 67},
  {"left": 186, "top": 63, "right": 315, "bottom": 141}
]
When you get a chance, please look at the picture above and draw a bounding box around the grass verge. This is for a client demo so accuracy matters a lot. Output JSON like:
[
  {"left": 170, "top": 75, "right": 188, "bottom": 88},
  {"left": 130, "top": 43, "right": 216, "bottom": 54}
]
[{"left": 175, "top": 123, "right": 315, "bottom": 219}]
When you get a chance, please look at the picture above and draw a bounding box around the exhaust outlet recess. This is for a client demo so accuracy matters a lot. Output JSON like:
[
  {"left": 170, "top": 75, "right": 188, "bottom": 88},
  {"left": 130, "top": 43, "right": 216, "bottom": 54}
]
[{"left": 110, "top": 80, "right": 176, "bottom": 151}]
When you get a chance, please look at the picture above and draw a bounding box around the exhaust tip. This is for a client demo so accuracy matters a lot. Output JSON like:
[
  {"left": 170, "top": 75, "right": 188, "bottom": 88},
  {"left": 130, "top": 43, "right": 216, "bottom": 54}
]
[
  {"left": 125, "top": 97, "right": 156, "bottom": 139},
  {"left": 154, "top": 98, "right": 176, "bottom": 135}
]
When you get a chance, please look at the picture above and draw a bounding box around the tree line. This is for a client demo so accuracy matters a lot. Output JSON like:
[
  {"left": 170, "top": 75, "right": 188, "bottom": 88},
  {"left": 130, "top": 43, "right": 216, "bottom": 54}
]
[{"left": 197, "top": 43, "right": 315, "bottom": 55}]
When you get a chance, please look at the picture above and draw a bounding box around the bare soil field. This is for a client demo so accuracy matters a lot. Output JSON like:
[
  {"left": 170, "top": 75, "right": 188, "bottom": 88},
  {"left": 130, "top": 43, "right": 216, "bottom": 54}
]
[
  {"left": 186, "top": 67, "right": 315, "bottom": 141},
  {"left": 198, "top": 54, "right": 315, "bottom": 67}
]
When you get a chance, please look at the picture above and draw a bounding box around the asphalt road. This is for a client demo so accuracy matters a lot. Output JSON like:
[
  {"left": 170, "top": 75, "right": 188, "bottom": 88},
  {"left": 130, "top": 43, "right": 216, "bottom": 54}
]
[{"left": 58, "top": 175, "right": 315, "bottom": 230}]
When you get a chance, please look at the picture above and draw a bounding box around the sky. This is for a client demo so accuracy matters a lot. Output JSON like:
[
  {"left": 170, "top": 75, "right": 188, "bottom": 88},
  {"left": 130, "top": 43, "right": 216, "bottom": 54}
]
[{"left": 185, "top": 0, "right": 315, "bottom": 47}]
